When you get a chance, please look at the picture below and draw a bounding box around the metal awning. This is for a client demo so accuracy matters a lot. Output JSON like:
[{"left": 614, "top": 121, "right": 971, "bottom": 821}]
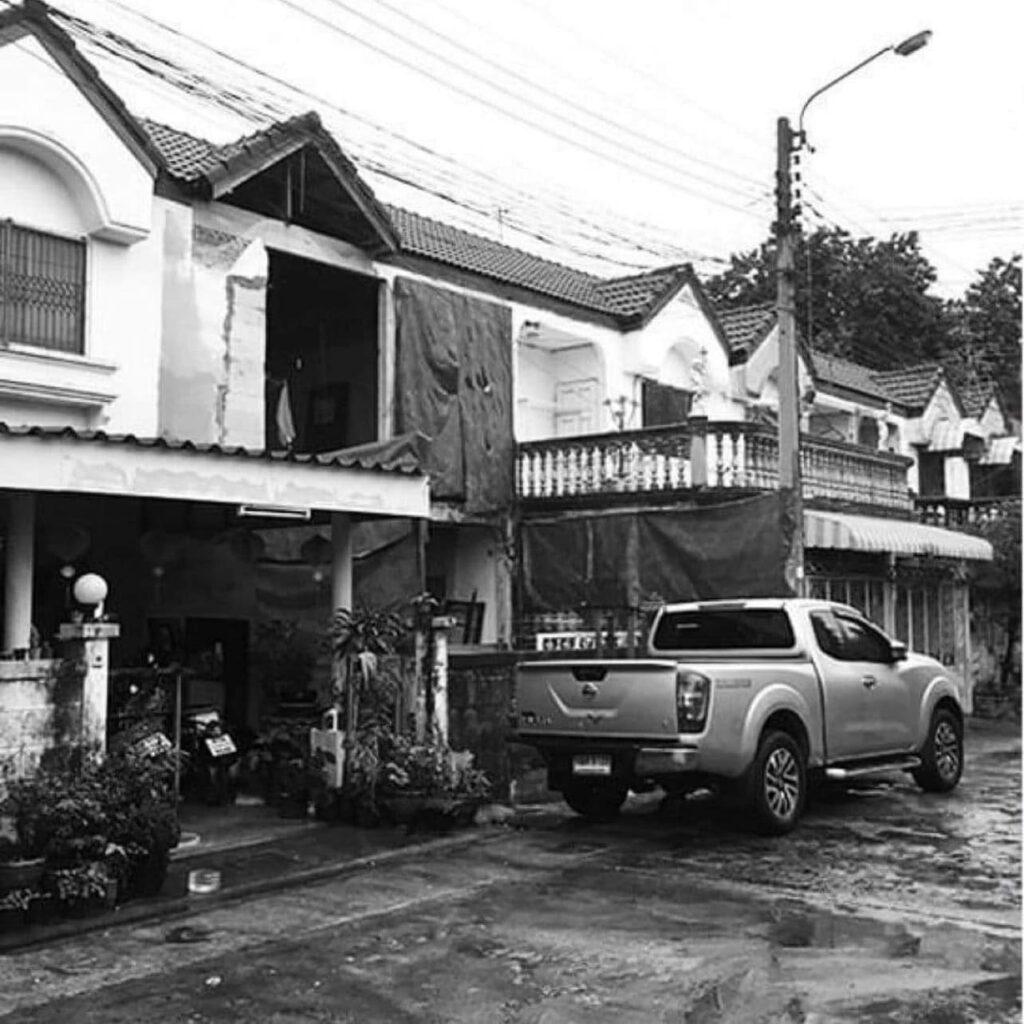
[
  {"left": 980, "top": 435, "right": 1021, "bottom": 466},
  {"left": 0, "top": 425, "right": 429, "bottom": 519},
  {"left": 805, "top": 510, "right": 993, "bottom": 561}
]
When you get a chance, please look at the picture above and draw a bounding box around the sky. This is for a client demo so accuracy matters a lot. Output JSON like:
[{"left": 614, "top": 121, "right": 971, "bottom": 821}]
[{"left": 24, "top": 0, "right": 1023, "bottom": 297}]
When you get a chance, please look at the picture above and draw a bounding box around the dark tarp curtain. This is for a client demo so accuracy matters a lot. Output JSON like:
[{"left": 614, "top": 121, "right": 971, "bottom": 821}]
[
  {"left": 394, "top": 277, "right": 514, "bottom": 514},
  {"left": 521, "top": 492, "right": 791, "bottom": 611}
]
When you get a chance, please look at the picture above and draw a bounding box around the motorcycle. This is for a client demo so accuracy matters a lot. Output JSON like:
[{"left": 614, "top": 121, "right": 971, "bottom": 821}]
[{"left": 182, "top": 708, "right": 239, "bottom": 806}]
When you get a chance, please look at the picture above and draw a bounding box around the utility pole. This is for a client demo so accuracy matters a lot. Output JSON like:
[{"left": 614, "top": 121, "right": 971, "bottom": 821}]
[{"left": 775, "top": 116, "right": 803, "bottom": 595}]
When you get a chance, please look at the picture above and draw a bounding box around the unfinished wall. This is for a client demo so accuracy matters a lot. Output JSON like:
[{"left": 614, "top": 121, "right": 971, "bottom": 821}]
[
  {"left": 0, "top": 658, "right": 83, "bottom": 775},
  {"left": 159, "top": 213, "right": 267, "bottom": 449}
]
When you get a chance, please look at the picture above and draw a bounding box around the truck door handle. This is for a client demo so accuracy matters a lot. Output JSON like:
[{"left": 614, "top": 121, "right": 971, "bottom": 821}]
[{"left": 861, "top": 675, "right": 877, "bottom": 689}]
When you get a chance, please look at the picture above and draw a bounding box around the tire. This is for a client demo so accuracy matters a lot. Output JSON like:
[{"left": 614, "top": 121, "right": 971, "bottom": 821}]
[
  {"left": 913, "top": 709, "right": 963, "bottom": 793},
  {"left": 749, "top": 730, "right": 806, "bottom": 835},
  {"left": 562, "top": 783, "right": 628, "bottom": 822}
]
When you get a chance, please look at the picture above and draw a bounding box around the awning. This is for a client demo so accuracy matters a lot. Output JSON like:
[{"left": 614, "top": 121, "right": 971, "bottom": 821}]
[
  {"left": 928, "top": 417, "right": 984, "bottom": 452},
  {"left": 980, "top": 435, "right": 1021, "bottom": 466},
  {"left": 0, "top": 425, "right": 429, "bottom": 519},
  {"left": 805, "top": 510, "right": 993, "bottom": 561}
]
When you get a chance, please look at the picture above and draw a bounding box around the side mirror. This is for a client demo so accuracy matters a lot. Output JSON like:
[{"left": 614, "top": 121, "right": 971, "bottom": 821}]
[{"left": 889, "top": 640, "right": 908, "bottom": 662}]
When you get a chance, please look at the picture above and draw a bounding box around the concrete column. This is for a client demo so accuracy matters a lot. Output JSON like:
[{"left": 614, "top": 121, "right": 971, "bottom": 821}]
[
  {"left": 58, "top": 621, "right": 120, "bottom": 753},
  {"left": 330, "top": 512, "right": 354, "bottom": 613},
  {"left": 3, "top": 491, "right": 35, "bottom": 655},
  {"left": 430, "top": 615, "right": 455, "bottom": 744}
]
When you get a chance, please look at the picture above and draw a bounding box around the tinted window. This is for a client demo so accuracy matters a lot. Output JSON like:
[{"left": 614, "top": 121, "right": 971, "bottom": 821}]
[
  {"left": 652, "top": 609, "right": 795, "bottom": 650},
  {"left": 812, "top": 611, "right": 892, "bottom": 663}
]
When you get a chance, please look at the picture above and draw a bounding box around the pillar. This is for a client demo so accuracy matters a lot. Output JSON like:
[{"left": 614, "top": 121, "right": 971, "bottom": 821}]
[
  {"left": 330, "top": 512, "right": 353, "bottom": 613},
  {"left": 57, "top": 621, "right": 120, "bottom": 753},
  {"left": 430, "top": 615, "right": 455, "bottom": 744},
  {"left": 2, "top": 491, "right": 35, "bottom": 655}
]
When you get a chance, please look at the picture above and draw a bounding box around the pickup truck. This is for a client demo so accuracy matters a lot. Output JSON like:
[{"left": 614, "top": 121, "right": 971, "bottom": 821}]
[{"left": 514, "top": 599, "right": 965, "bottom": 834}]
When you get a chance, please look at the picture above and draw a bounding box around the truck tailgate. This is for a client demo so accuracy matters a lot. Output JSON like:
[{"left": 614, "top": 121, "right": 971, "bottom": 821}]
[{"left": 516, "top": 660, "right": 681, "bottom": 740}]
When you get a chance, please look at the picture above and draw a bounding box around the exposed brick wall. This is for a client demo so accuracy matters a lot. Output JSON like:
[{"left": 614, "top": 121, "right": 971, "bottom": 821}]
[{"left": 448, "top": 652, "right": 548, "bottom": 803}]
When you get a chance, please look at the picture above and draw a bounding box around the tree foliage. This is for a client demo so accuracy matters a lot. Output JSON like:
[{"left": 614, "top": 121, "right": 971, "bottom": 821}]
[{"left": 704, "top": 229, "right": 1021, "bottom": 406}]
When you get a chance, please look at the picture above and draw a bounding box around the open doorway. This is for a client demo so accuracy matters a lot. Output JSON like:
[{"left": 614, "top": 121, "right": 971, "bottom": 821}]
[{"left": 265, "top": 251, "right": 380, "bottom": 454}]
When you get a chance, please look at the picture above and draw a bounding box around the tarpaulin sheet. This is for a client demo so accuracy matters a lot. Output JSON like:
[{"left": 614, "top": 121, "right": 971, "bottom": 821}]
[
  {"left": 521, "top": 493, "right": 790, "bottom": 610},
  {"left": 394, "top": 278, "right": 513, "bottom": 513}
]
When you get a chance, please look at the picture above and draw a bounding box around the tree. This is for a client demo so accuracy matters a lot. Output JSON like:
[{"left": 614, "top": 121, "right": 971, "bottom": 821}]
[
  {"left": 941, "top": 255, "right": 1022, "bottom": 419},
  {"left": 705, "top": 227, "right": 949, "bottom": 368}
]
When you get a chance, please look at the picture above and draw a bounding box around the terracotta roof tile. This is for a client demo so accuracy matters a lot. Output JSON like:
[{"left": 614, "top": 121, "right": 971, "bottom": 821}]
[
  {"left": 716, "top": 304, "right": 776, "bottom": 356},
  {"left": 812, "top": 353, "right": 895, "bottom": 404},
  {"left": 872, "top": 363, "right": 946, "bottom": 410},
  {"left": 959, "top": 382, "right": 999, "bottom": 419},
  {"left": 139, "top": 120, "right": 692, "bottom": 325}
]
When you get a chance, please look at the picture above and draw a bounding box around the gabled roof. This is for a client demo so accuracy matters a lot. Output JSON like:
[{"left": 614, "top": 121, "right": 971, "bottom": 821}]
[
  {"left": 872, "top": 363, "right": 953, "bottom": 413},
  {"left": 0, "top": 0, "right": 161, "bottom": 174},
  {"left": 144, "top": 122, "right": 700, "bottom": 326},
  {"left": 3, "top": 1, "right": 706, "bottom": 327},
  {"left": 812, "top": 352, "right": 897, "bottom": 406},
  {"left": 959, "top": 381, "right": 1006, "bottom": 421},
  {"left": 716, "top": 303, "right": 776, "bottom": 359}
]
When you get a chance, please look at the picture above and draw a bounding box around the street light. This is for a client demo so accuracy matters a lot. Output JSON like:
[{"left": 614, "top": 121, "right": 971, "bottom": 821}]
[{"left": 775, "top": 30, "right": 931, "bottom": 595}]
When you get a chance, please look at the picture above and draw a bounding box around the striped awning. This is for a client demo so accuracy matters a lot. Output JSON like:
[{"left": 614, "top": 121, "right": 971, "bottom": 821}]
[
  {"left": 980, "top": 436, "right": 1021, "bottom": 465},
  {"left": 805, "top": 510, "right": 993, "bottom": 561},
  {"left": 928, "top": 417, "right": 984, "bottom": 452}
]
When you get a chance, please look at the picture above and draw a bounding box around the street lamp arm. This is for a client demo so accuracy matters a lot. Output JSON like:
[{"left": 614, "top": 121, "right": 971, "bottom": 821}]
[{"left": 798, "top": 45, "right": 893, "bottom": 138}]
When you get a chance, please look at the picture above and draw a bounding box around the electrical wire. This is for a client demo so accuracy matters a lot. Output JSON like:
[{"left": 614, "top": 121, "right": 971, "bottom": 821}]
[
  {"left": 267, "top": 0, "right": 769, "bottom": 217},
  {"left": 66, "top": 0, "right": 736, "bottom": 270}
]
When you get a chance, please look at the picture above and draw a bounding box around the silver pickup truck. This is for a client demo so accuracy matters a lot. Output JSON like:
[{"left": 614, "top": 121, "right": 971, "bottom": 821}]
[{"left": 514, "top": 599, "right": 965, "bottom": 834}]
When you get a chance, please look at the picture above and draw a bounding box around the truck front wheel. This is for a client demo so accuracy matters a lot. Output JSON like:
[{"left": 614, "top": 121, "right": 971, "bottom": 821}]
[
  {"left": 750, "top": 730, "right": 806, "bottom": 835},
  {"left": 562, "top": 783, "right": 628, "bottom": 822},
  {"left": 913, "top": 709, "right": 963, "bottom": 793}
]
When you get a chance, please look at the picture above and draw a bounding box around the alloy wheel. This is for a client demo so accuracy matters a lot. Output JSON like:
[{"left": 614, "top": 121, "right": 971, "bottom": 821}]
[{"left": 764, "top": 746, "right": 800, "bottom": 820}]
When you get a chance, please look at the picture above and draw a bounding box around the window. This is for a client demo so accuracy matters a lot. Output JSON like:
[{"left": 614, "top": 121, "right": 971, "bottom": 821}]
[
  {"left": 0, "top": 221, "right": 86, "bottom": 353},
  {"left": 811, "top": 610, "right": 892, "bottom": 663},
  {"left": 641, "top": 378, "right": 693, "bottom": 427},
  {"left": 652, "top": 608, "right": 795, "bottom": 651}
]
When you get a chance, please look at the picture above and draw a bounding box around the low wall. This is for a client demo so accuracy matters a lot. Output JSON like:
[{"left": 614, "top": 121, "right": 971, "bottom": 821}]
[
  {"left": 448, "top": 651, "right": 551, "bottom": 804},
  {"left": 0, "top": 657, "right": 84, "bottom": 775}
]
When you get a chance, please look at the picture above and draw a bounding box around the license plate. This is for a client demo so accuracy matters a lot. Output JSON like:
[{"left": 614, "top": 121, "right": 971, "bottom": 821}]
[
  {"left": 572, "top": 754, "right": 612, "bottom": 776},
  {"left": 205, "top": 735, "right": 237, "bottom": 757}
]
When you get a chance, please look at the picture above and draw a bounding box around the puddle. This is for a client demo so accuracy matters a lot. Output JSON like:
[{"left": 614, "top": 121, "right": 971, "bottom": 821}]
[{"left": 763, "top": 901, "right": 1022, "bottom": 972}]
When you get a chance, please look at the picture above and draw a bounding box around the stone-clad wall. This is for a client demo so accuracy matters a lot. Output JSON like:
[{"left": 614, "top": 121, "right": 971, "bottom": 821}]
[
  {"left": 448, "top": 652, "right": 551, "bottom": 804},
  {"left": 0, "top": 659, "right": 83, "bottom": 775}
]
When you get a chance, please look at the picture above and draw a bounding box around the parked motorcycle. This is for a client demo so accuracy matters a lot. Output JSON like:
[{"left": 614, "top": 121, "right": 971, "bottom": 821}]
[{"left": 181, "top": 708, "right": 239, "bottom": 806}]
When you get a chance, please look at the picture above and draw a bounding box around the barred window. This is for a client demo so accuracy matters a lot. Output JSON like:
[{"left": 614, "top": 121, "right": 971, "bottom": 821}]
[{"left": 0, "top": 221, "right": 86, "bottom": 353}]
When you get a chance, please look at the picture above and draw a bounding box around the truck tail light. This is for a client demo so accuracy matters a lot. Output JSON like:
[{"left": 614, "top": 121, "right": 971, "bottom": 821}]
[{"left": 676, "top": 669, "right": 710, "bottom": 733}]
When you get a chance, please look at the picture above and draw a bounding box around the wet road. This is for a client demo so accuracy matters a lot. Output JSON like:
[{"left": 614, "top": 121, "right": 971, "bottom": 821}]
[{"left": 0, "top": 724, "right": 1019, "bottom": 1023}]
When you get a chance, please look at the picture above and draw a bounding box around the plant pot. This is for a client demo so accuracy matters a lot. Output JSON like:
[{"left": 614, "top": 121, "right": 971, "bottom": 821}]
[
  {"left": 127, "top": 850, "right": 170, "bottom": 899},
  {"left": 0, "top": 906, "right": 26, "bottom": 933},
  {"left": 26, "top": 894, "right": 59, "bottom": 927},
  {"left": 0, "top": 858, "right": 45, "bottom": 896}
]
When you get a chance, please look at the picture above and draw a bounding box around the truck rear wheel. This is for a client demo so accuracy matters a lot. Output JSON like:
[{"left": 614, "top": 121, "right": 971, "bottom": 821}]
[
  {"left": 562, "top": 783, "right": 628, "bottom": 822},
  {"left": 750, "top": 730, "right": 805, "bottom": 835},
  {"left": 913, "top": 709, "right": 963, "bottom": 793}
]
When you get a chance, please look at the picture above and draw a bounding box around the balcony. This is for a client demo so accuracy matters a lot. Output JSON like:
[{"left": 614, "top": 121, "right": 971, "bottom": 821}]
[
  {"left": 517, "top": 418, "right": 914, "bottom": 513},
  {"left": 915, "top": 495, "right": 1020, "bottom": 530}
]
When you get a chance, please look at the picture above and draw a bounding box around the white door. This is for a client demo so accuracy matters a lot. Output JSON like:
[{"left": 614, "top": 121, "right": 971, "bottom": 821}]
[{"left": 555, "top": 378, "right": 598, "bottom": 437}]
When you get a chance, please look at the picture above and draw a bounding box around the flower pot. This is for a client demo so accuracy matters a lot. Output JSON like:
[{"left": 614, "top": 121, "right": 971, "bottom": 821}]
[
  {"left": 127, "top": 850, "right": 170, "bottom": 899},
  {"left": 0, "top": 906, "right": 26, "bottom": 933},
  {"left": 27, "top": 894, "right": 59, "bottom": 927},
  {"left": 0, "top": 858, "right": 45, "bottom": 896}
]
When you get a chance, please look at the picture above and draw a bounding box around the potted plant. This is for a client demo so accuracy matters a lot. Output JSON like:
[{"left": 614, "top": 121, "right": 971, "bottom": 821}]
[
  {"left": 377, "top": 735, "right": 491, "bottom": 828},
  {"left": 51, "top": 861, "right": 114, "bottom": 918},
  {"left": 0, "top": 886, "right": 32, "bottom": 932},
  {"left": 0, "top": 765, "right": 56, "bottom": 894}
]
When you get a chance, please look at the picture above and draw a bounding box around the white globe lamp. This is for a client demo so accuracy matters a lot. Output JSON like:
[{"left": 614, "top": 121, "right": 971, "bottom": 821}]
[{"left": 73, "top": 573, "right": 108, "bottom": 619}]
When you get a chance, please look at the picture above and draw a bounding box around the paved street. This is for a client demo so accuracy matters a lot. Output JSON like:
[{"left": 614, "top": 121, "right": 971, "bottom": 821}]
[{"left": 0, "top": 725, "right": 1018, "bottom": 1024}]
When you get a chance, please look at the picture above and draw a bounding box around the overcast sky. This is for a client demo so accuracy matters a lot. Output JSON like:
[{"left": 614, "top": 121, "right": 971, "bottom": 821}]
[{"left": 38, "top": 0, "right": 1023, "bottom": 296}]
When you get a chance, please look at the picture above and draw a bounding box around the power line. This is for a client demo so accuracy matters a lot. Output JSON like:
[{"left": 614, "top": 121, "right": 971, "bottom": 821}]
[
  {"left": 365, "top": 0, "right": 767, "bottom": 191},
  {"left": 67, "top": 0, "right": 735, "bottom": 269},
  {"left": 267, "top": 0, "right": 769, "bottom": 217}
]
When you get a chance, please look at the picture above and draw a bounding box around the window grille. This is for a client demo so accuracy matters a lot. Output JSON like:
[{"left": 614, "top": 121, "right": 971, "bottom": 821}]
[{"left": 0, "top": 221, "right": 86, "bottom": 353}]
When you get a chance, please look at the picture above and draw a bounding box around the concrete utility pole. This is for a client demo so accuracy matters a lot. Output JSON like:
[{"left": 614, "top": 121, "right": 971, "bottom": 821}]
[
  {"left": 775, "top": 117, "right": 803, "bottom": 596},
  {"left": 776, "top": 29, "right": 932, "bottom": 596}
]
